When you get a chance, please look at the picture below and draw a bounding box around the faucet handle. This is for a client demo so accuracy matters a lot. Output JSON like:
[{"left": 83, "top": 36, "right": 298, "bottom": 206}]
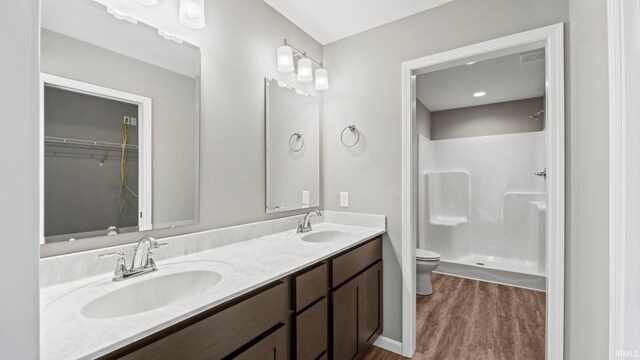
[
  {"left": 98, "top": 252, "right": 125, "bottom": 259},
  {"left": 292, "top": 217, "right": 305, "bottom": 233},
  {"left": 98, "top": 252, "right": 128, "bottom": 280},
  {"left": 153, "top": 242, "right": 168, "bottom": 249}
]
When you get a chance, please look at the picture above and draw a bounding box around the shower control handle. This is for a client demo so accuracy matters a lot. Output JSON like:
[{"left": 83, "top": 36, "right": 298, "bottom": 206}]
[{"left": 534, "top": 168, "right": 547, "bottom": 179}]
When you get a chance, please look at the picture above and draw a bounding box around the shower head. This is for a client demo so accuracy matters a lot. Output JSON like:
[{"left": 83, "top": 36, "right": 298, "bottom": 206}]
[{"left": 529, "top": 109, "right": 545, "bottom": 120}]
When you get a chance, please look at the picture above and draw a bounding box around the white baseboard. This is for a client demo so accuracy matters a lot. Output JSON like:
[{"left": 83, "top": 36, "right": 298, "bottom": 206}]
[{"left": 373, "top": 336, "right": 403, "bottom": 355}]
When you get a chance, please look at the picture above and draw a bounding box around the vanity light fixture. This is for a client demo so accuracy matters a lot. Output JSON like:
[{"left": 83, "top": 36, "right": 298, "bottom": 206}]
[
  {"left": 297, "top": 57, "right": 313, "bottom": 83},
  {"left": 277, "top": 44, "right": 294, "bottom": 73},
  {"left": 179, "top": 0, "right": 206, "bottom": 29},
  {"left": 473, "top": 91, "right": 486, "bottom": 97},
  {"left": 277, "top": 39, "right": 329, "bottom": 90},
  {"left": 315, "top": 68, "right": 329, "bottom": 91}
]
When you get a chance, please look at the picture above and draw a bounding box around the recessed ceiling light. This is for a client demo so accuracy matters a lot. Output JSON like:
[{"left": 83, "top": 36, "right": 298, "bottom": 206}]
[
  {"left": 473, "top": 91, "right": 486, "bottom": 97},
  {"left": 466, "top": 61, "right": 476, "bottom": 65}
]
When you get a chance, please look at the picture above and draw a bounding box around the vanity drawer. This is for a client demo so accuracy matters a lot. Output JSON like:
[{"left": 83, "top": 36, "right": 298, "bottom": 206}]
[
  {"left": 331, "top": 236, "right": 382, "bottom": 288},
  {"left": 295, "top": 298, "right": 328, "bottom": 360},
  {"left": 117, "top": 281, "right": 287, "bottom": 360},
  {"left": 231, "top": 325, "right": 287, "bottom": 360},
  {"left": 294, "top": 262, "right": 328, "bottom": 312}
]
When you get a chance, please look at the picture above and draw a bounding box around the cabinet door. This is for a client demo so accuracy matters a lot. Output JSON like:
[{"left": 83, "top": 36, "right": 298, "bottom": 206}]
[
  {"left": 233, "top": 326, "right": 287, "bottom": 360},
  {"left": 296, "top": 298, "right": 328, "bottom": 360},
  {"left": 332, "top": 278, "right": 360, "bottom": 360},
  {"left": 331, "top": 261, "right": 383, "bottom": 360},
  {"left": 361, "top": 262, "right": 382, "bottom": 351}
]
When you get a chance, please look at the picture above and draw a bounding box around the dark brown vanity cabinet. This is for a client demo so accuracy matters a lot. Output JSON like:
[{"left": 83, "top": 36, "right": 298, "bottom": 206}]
[
  {"left": 331, "top": 239, "right": 383, "bottom": 360},
  {"left": 102, "top": 236, "right": 383, "bottom": 360},
  {"left": 292, "top": 262, "right": 329, "bottom": 359}
]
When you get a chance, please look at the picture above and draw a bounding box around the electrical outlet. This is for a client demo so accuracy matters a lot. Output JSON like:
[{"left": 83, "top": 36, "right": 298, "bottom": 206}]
[
  {"left": 340, "top": 192, "right": 349, "bottom": 207},
  {"left": 123, "top": 116, "right": 130, "bottom": 125},
  {"left": 302, "top": 190, "right": 310, "bottom": 205},
  {"left": 130, "top": 117, "right": 137, "bottom": 126}
]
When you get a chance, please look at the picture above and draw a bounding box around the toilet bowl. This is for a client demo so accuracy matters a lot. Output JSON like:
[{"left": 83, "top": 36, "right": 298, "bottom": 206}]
[{"left": 416, "top": 249, "right": 441, "bottom": 296}]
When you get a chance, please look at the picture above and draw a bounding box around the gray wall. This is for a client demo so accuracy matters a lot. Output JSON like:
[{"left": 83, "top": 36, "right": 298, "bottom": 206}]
[
  {"left": 416, "top": 99, "right": 431, "bottom": 139},
  {"left": 44, "top": 87, "right": 139, "bottom": 238},
  {"left": 566, "top": 0, "right": 610, "bottom": 358},
  {"left": 322, "top": 0, "right": 609, "bottom": 358},
  {"left": 430, "top": 97, "right": 544, "bottom": 140},
  {"left": 0, "top": 0, "right": 40, "bottom": 358},
  {"left": 41, "top": 0, "right": 323, "bottom": 257}
]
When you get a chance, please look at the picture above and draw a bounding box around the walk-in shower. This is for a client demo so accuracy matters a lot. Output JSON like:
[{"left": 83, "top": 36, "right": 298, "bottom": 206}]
[{"left": 418, "top": 131, "right": 547, "bottom": 290}]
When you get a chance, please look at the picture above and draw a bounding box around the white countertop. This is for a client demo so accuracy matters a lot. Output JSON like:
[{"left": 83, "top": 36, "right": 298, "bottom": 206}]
[{"left": 40, "top": 221, "right": 385, "bottom": 360}]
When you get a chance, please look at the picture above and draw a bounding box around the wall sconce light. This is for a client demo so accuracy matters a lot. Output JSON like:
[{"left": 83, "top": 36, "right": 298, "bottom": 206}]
[
  {"left": 277, "top": 43, "right": 294, "bottom": 73},
  {"left": 297, "top": 57, "right": 313, "bottom": 83},
  {"left": 276, "top": 39, "right": 329, "bottom": 91},
  {"left": 315, "top": 68, "right": 329, "bottom": 91}
]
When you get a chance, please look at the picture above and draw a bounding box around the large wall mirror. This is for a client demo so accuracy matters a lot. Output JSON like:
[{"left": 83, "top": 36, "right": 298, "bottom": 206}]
[
  {"left": 40, "top": 0, "right": 200, "bottom": 244},
  {"left": 265, "top": 78, "right": 320, "bottom": 214}
]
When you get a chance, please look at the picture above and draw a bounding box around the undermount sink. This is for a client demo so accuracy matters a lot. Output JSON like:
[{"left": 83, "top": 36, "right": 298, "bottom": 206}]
[
  {"left": 81, "top": 270, "right": 222, "bottom": 319},
  {"left": 302, "top": 230, "right": 352, "bottom": 243}
]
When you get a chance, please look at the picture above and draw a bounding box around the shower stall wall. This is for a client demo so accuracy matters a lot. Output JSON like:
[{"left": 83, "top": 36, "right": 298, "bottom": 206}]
[{"left": 418, "top": 131, "right": 547, "bottom": 290}]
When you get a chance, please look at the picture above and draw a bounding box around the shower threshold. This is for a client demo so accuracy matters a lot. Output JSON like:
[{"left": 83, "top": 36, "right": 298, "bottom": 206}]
[{"left": 435, "top": 256, "right": 546, "bottom": 291}]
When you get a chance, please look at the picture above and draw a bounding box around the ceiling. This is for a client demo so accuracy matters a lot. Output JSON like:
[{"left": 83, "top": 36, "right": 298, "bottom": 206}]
[
  {"left": 416, "top": 51, "right": 545, "bottom": 112},
  {"left": 263, "top": 0, "right": 454, "bottom": 45}
]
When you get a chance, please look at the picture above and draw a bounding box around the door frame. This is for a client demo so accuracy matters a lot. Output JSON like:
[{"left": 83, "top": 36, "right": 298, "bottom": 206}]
[
  {"left": 608, "top": 0, "right": 640, "bottom": 357},
  {"left": 399, "top": 23, "right": 565, "bottom": 358},
  {"left": 39, "top": 73, "right": 153, "bottom": 243}
]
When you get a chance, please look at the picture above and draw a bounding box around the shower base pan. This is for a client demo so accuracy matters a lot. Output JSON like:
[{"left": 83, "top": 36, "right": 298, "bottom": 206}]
[{"left": 435, "top": 255, "right": 546, "bottom": 291}]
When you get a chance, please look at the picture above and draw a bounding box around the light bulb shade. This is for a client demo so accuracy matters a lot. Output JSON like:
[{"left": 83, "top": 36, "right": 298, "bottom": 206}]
[
  {"left": 297, "top": 58, "right": 313, "bottom": 83},
  {"left": 179, "top": 0, "right": 205, "bottom": 29},
  {"left": 315, "top": 68, "right": 329, "bottom": 90},
  {"left": 134, "top": 0, "right": 158, "bottom": 5},
  {"left": 277, "top": 45, "right": 294, "bottom": 73}
]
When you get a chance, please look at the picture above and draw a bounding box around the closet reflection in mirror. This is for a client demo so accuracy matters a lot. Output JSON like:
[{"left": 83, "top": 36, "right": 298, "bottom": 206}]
[
  {"left": 265, "top": 78, "right": 320, "bottom": 214},
  {"left": 41, "top": 0, "right": 200, "bottom": 244}
]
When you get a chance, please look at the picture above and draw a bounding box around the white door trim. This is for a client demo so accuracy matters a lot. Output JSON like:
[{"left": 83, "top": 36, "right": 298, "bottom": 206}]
[
  {"left": 400, "top": 23, "right": 565, "bottom": 358},
  {"left": 608, "top": 0, "right": 624, "bottom": 356},
  {"left": 39, "top": 73, "right": 153, "bottom": 243},
  {"left": 607, "top": 0, "right": 640, "bottom": 357}
]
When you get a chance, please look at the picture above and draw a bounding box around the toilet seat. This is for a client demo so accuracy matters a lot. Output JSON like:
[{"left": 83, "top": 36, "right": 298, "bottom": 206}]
[{"left": 416, "top": 249, "right": 440, "bottom": 261}]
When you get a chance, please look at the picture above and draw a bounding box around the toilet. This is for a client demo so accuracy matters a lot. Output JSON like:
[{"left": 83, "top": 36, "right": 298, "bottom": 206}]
[{"left": 416, "top": 249, "right": 441, "bottom": 295}]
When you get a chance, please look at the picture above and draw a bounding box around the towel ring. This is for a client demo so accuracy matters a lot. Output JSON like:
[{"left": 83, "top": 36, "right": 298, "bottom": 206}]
[
  {"left": 341, "top": 125, "right": 360, "bottom": 148},
  {"left": 289, "top": 132, "right": 304, "bottom": 152}
]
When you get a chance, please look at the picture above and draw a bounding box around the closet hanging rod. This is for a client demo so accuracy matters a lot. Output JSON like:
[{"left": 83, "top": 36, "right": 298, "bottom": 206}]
[{"left": 44, "top": 136, "right": 138, "bottom": 150}]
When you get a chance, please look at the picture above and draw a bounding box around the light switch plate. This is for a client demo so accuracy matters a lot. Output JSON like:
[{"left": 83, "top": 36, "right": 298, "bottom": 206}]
[
  {"left": 302, "top": 190, "right": 310, "bottom": 205},
  {"left": 340, "top": 192, "right": 349, "bottom": 207}
]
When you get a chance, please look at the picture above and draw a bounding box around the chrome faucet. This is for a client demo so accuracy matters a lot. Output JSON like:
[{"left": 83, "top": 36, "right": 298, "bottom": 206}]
[
  {"left": 296, "top": 210, "right": 323, "bottom": 233},
  {"left": 98, "top": 235, "right": 167, "bottom": 282}
]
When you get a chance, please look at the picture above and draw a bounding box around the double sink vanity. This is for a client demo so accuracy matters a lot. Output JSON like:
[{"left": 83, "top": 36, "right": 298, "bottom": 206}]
[
  {"left": 38, "top": 2, "right": 383, "bottom": 359},
  {"left": 41, "top": 212, "right": 386, "bottom": 359}
]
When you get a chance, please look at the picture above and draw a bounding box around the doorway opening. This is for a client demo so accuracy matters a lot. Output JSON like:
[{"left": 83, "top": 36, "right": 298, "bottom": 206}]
[{"left": 398, "top": 24, "right": 565, "bottom": 359}]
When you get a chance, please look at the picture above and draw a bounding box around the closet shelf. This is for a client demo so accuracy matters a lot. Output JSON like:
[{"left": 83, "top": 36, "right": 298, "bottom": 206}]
[{"left": 44, "top": 136, "right": 138, "bottom": 151}]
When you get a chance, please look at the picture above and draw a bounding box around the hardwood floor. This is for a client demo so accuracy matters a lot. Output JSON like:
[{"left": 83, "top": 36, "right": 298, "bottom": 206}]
[{"left": 365, "top": 274, "right": 545, "bottom": 360}]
